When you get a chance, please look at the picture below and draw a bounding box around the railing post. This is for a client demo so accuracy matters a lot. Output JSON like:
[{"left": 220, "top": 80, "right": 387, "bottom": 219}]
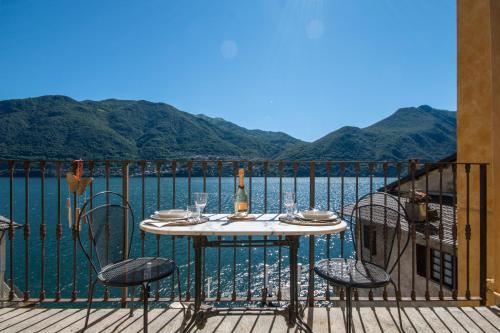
[
  {"left": 278, "top": 161, "right": 284, "bottom": 214},
  {"left": 23, "top": 161, "right": 30, "bottom": 301},
  {"left": 87, "top": 161, "right": 95, "bottom": 304},
  {"left": 103, "top": 161, "right": 111, "bottom": 301},
  {"left": 202, "top": 161, "right": 207, "bottom": 193},
  {"left": 410, "top": 160, "right": 417, "bottom": 301},
  {"left": 248, "top": 161, "right": 253, "bottom": 213},
  {"left": 307, "top": 236, "right": 315, "bottom": 307},
  {"left": 172, "top": 161, "right": 177, "bottom": 209},
  {"left": 308, "top": 161, "right": 315, "bottom": 306},
  {"left": 8, "top": 161, "right": 15, "bottom": 301},
  {"left": 263, "top": 161, "right": 268, "bottom": 213},
  {"left": 217, "top": 160, "right": 222, "bottom": 213},
  {"left": 55, "top": 161, "right": 62, "bottom": 301},
  {"left": 293, "top": 162, "right": 298, "bottom": 198},
  {"left": 121, "top": 161, "right": 129, "bottom": 307},
  {"left": 188, "top": 160, "right": 193, "bottom": 206},
  {"left": 451, "top": 163, "right": 458, "bottom": 300},
  {"left": 39, "top": 161, "right": 46, "bottom": 301},
  {"left": 309, "top": 162, "right": 315, "bottom": 209},
  {"left": 465, "top": 164, "right": 471, "bottom": 300},
  {"left": 140, "top": 161, "right": 146, "bottom": 258},
  {"left": 340, "top": 162, "right": 346, "bottom": 266},
  {"left": 479, "top": 164, "right": 487, "bottom": 305}
]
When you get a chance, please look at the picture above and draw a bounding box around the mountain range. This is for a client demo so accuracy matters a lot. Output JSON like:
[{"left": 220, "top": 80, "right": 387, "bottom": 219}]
[{"left": 0, "top": 95, "right": 456, "bottom": 161}]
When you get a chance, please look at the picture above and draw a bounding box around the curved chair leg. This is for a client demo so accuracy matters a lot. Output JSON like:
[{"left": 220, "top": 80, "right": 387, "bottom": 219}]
[
  {"left": 84, "top": 278, "right": 97, "bottom": 330},
  {"left": 143, "top": 282, "right": 150, "bottom": 333},
  {"left": 346, "top": 287, "right": 352, "bottom": 333},
  {"left": 390, "top": 280, "right": 404, "bottom": 332},
  {"left": 176, "top": 267, "right": 185, "bottom": 313},
  {"left": 130, "top": 286, "right": 136, "bottom": 318}
]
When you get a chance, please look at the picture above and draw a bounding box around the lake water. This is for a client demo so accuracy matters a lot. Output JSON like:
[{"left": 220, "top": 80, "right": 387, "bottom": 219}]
[{"left": 0, "top": 176, "right": 390, "bottom": 301}]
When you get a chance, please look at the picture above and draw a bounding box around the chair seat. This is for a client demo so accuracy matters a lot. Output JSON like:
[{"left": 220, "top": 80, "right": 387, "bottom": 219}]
[
  {"left": 314, "top": 258, "right": 391, "bottom": 289},
  {"left": 98, "top": 257, "right": 175, "bottom": 287}
]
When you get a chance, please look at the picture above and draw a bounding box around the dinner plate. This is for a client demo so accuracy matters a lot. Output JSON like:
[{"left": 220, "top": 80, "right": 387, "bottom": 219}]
[
  {"left": 295, "top": 215, "right": 339, "bottom": 223},
  {"left": 154, "top": 209, "right": 188, "bottom": 219},
  {"left": 150, "top": 214, "right": 188, "bottom": 221},
  {"left": 300, "top": 210, "right": 337, "bottom": 221},
  {"left": 279, "top": 215, "right": 341, "bottom": 226}
]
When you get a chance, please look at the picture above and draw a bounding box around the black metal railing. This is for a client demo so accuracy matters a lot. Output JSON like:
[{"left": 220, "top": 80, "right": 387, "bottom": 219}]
[{"left": 0, "top": 160, "right": 488, "bottom": 305}]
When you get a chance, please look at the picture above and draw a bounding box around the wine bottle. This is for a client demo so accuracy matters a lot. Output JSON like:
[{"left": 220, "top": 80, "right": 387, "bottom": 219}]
[{"left": 234, "top": 168, "right": 249, "bottom": 216}]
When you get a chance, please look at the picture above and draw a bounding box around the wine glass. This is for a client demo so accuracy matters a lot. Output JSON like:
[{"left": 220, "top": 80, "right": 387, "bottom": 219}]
[
  {"left": 194, "top": 192, "right": 208, "bottom": 221},
  {"left": 284, "top": 192, "right": 296, "bottom": 220},
  {"left": 187, "top": 205, "right": 197, "bottom": 222}
]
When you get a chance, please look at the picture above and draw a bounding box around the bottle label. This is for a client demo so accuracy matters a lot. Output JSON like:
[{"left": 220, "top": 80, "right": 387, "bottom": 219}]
[{"left": 237, "top": 202, "right": 248, "bottom": 211}]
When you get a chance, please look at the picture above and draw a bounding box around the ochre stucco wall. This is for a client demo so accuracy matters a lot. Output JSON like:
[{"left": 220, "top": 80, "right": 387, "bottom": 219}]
[
  {"left": 457, "top": 0, "right": 499, "bottom": 305},
  {"left": 490, "top": 0, "right": 500, "bottom": 306}
]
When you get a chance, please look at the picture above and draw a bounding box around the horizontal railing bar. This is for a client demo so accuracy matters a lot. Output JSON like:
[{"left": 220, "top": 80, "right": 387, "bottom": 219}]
[
  {"left": 0, "top": 159, "right": 489, "bottom": 166},
  {"left": 5, "top": 296, "right": 482, "bottom": 304}
]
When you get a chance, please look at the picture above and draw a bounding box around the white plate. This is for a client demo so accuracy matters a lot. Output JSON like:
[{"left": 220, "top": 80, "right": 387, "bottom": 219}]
[
  {"left": 150, "top": 214, "right": 188, "bottom": 222},
  {"left": 155, "top": 209, "right": 188, "bottom": 219},
  {"left": 299, "top": 210, "right": 337, "bottom": 221},
  {"left": 296, "top": 215, "right": 339, "bottom": 223}
]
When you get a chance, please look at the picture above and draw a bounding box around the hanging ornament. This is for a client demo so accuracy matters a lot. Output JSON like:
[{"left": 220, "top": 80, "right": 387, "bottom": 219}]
[{"left": 65, "top": 160, "right": 93, "bottom": 229}]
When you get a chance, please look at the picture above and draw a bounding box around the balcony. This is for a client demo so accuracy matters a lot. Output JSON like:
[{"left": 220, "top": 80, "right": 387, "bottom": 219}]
[
  {"left": 1, "top": 305, "right": 499, "bottom": 332},
  {"left": 0, "top": 159, "right": 493, "bottom": 332}
]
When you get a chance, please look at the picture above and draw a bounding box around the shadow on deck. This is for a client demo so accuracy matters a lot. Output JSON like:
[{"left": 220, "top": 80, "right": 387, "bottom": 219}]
[{"left": 0, "top": 305, "right": 499, "bottom": 333}]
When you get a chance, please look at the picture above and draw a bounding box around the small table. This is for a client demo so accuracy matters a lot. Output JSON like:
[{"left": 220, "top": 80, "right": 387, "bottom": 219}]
[{"left": 140, "top": 214, "right": 347, "bottom": 333}]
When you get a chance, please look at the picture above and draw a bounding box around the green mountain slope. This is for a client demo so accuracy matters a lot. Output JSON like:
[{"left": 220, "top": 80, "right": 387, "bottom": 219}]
[
  {"left": 0, "top": 96, "right": 456, "bottom": 161},
  {"left": 0, "top": 95, "right": 301, "bottom": 160},
  {"left": 277, "top": 105, "right": 456, "bottom": 161}
]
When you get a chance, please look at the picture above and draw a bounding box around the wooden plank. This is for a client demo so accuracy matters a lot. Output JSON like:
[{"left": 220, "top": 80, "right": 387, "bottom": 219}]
[
  {"left": 415, "top": 307, "right": 455, "bottom": 332},
  {"left": 401, "top": 307, "right": 434, "bottom": 332},
  {"left": 0, "top": 306, "right": 497, "bottom": 332},
  {"left": 459, "top": 307, "right": 500, "bottom": 332},
  {"left": 19, "top": 308, "right": 83, "bottom": 333},
  {"left": 359, "top": 307, "right": 394, "bottom": 333},
  {"left": 63, "top": 308, "right": 125, "bottom": 333},
  {"left": 0, "top": 306, "right": 22, "bottom": 317},
  {"left": 5, "top": 308, "right": 64, "bottom": 332},
  {"left": 0, "top": 308, "right": 50, "bottom": 329},
  {"left": 432, "top": 307, "right": 483, "bottom": 333},
  {"left": 472, "top": 306, "right": 500, "bottom": 329},
  {"left": 443, "top": 307, "right": 491, "bottom": 333},
  {"left": 142, "top": 308, "right": 185, "bottom": 333}
]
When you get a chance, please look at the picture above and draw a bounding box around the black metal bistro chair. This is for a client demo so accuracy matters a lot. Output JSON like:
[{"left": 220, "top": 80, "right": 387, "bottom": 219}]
[
  {"left": 76, "top": 191, "right": 182, "bottom": 333},
  {"left": 314, "top": 192, "right": 411, "bottom": 332}
]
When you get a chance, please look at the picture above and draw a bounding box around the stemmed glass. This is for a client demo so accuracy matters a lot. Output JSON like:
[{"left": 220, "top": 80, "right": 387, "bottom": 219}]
[
  {"left": 187, "top": 205, "right": 197, "bottom": 222},
  {"left": 284, "top": 192, "right": 296, "bottom": 220},
  {"left": 194, "top": 192, "right": 208, "bottom": 221}
]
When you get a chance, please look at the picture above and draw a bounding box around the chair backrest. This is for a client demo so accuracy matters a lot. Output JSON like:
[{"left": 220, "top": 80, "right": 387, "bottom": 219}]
[
  {"left": 76, "top": 191, "right": 135, "bottom": 273},
  {"left": 348, "top": 192, "right": 411, "bottom": 274}
]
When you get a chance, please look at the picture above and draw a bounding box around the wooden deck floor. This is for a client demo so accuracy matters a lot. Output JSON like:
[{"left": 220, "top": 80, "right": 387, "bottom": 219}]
[{"left": 0, "top": 305, "right": 498, "bottom": 333}]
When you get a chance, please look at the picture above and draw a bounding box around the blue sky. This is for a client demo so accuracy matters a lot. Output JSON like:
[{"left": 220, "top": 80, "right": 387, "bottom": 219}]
[{"left": 0, "top": 0, "right": 456, "bottom": 142}]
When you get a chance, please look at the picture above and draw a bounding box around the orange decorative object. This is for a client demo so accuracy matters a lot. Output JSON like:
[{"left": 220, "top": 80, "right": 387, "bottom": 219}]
[
  {"left": 72, "top": 160, "right": 84, "bottom": 181},
  {"left": 66, "top": 160, "right": 92, "bottom": 195}
]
